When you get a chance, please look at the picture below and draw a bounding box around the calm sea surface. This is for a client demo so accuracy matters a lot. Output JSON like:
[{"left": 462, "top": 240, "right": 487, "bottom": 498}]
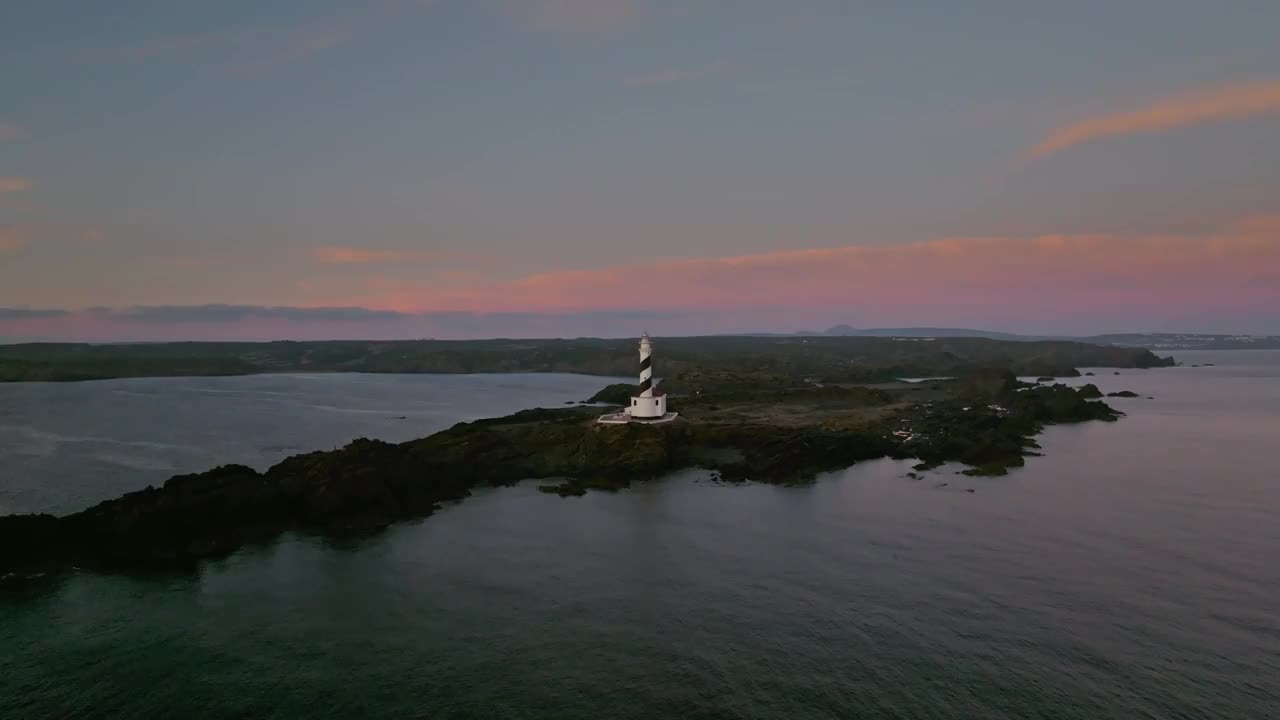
[{"left": 1, "top": 354, "right": 1277, "bottom": 719}]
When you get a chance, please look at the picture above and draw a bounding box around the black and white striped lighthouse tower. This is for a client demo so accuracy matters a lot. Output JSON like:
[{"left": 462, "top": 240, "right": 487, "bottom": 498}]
[
  {"left": 599, "top": 332, "right": 674, "bottom": 424},
  {"left": 638, "top": 332, "right": 654, "bottom": 397},
  {"left": 627, "top": 332, "right": 666, "bottom": 419}
]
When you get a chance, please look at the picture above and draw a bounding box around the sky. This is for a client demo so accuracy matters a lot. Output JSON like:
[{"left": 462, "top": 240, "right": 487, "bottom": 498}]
[{"left": 2, "top": 0, "right": 1279, "bottom": 341}]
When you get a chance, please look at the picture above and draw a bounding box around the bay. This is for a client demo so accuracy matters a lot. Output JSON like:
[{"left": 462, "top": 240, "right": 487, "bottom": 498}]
[{"left": 2, "top": 353, "right": 1277, "bottom": 719}]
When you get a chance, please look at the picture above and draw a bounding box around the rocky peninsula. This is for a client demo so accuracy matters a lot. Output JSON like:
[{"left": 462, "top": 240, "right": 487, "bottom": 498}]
[{"left": 2, "top": 366, "right": 1122, "bottom": 580}]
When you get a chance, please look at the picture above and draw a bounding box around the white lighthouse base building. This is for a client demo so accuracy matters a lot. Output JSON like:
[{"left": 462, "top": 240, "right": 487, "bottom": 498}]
[
  {"left": 597, "top": 392, "right": 678, "bottom": 425},
  {"left": 598, "top": 333, "right": 679, "bottom": 425}
]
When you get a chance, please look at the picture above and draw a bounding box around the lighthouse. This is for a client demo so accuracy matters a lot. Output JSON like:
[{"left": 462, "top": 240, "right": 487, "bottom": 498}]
[
  {"left": 629, "top": 332, "right": 665, "bottom": 419},
  {"left": 598, "top": 333, "right": 678, "bottom": 424}
]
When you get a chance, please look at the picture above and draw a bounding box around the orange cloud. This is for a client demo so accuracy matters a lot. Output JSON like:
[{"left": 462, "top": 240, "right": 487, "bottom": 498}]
[
  {"left": 507, "top": 0, "right": 639, "bottom": 33},
  {"left": 1025, "top": 80, "right": 1280, "bottom": 161},
  {"left": 350, "top": 216, "right": 1279, "bottom": 318},
  {"left": 0, "top": 177, "right": 32, "bottom": 193}
]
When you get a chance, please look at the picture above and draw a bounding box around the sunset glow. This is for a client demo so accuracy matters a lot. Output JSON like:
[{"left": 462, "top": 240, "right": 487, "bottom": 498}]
[{"left": 2, "top": 2, "right": 1278, "bottom": 340}]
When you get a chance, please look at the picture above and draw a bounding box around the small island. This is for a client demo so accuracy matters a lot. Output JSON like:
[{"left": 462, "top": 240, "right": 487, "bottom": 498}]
[{"left": 0, "top": 335, "right": 1170, "bottom": 580}]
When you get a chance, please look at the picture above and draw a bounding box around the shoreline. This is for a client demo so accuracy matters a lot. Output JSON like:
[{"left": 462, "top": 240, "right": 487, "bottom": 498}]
[
  {"left": 0, "top": 335, "right": 1173, "bottom": 383},
  {"left": 1, "top": 369, "right": 1122, "bottom": 580}
]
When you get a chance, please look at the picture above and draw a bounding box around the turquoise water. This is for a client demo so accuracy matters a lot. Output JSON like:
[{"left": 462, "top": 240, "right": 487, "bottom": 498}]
[{"left": 2, "top": 355, "right": 1278, "bottom": 718}]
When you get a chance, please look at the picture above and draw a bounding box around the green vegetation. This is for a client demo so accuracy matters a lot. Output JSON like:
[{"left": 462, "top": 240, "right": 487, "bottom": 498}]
[
  {"left": 1, "top": 363, "right": 1124, "bottom": 579},
  {"left": 0, "top": 335, "right": 1172, "bottom": 383},
  {"left": 585, "top": 383, "right": 638, "bottom": 404}
]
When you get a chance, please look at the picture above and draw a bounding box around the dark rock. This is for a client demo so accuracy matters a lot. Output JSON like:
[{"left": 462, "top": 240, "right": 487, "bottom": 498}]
[
  {"left": 1084, "top": 372, "right": 1095, "bottom": 376},
  {"left": 538, "top": 482, "right": 587, "bottom": 497},
  {"left": 585, "top": 383, "right": 636, "bottom": 405},
  {"left": 1078, "top": 383, "right": 1103, "bottom": 399},
  {"left": 0, "top": 514, "right": 76, "bottom": 576},
  {"left": 962, "top": 464, "right": 1011, "bottom": 477},
  {"left": 1106, "top": 390, "right": 1140, "bottom": 398},
  {"left": 1036, "top": 376, "right": 1056, "bottom": 383},
  {"left": 953, "top": 368, "right": 1019, "bottom": 397}
]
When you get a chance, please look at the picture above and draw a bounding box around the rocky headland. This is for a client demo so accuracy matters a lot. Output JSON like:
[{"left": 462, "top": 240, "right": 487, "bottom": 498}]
[{"left": 1, "top": 369, "right": 1121, "bottom": 580}]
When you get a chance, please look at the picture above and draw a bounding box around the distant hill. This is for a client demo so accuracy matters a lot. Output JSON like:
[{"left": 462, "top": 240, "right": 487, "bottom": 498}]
[
  {"left": 0, "top": 335, "right": 1171, "bottom": 382},
  {"left": 815, "top": 325, "right": 1030, "bottom": 340},
  {"left": 799, "top": 326, "right": 1280, "bottom": 350},
  {"left": 1081, "top": 333, "right": 1280, "bottom": 350}
]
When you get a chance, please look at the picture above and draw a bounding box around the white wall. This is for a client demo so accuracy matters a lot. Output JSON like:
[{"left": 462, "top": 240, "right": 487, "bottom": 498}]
[{"left": 629, "top": 395, "right": 666, "bottom": 418}]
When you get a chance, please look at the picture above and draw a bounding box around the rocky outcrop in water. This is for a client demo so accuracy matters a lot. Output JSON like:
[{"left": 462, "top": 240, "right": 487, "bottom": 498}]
[{"left": 1078, "top": 384, "right": 1104, "bottom": 399}]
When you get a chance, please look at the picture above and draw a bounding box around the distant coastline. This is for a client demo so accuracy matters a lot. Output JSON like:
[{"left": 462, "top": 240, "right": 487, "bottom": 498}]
[
  {"left": 750, "top": 327, "right": 1280, "bottom": 351},
  {"left": 0, "top": 335, "right": 1172, "bottom": 383}
]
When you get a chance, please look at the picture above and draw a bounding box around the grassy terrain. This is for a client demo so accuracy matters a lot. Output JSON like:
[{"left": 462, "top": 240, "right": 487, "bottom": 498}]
[{"left": 0, "top": 335, "right": 1172, "bottom": 382}]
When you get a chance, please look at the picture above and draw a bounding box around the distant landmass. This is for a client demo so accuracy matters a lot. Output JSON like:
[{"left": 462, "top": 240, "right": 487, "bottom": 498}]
[
  {"left": 1080, "top": 333, "right": 1280, "bottom": 350},
  {"left": 0, "top": 330, "right": 1268, "bottom": 384},
  {"left": 794, "top": 326, "right": 1280, "bottom": 350},
  {"left": 816, "top": 325, "right": 1029, "bottom": 340},
  {"left": 0, "top": 335, "right": 1170, "bottom": 383}
]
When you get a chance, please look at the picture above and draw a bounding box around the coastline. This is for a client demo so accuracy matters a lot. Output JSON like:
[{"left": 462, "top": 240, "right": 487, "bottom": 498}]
[
  {"left": 1, "top": 369, "right": 1121, "bottom": 580},
  {"left": 0, "top": 335, "right": 1172, "bottom": 383}
]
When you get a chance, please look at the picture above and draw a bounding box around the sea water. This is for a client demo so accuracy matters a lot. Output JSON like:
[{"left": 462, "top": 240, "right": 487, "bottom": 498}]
[{"left": 1, "top": 354, "right": 1277, "bottom": 718}]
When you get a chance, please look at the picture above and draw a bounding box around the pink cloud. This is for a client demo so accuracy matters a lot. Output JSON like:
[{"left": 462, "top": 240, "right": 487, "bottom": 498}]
[
  {"left": 109, "top": 3, "right": 416, "bottom": 75},
  {"left": 0, "top": 124, "right": 25, "bottom": 141},
  {"left": 625, "top": 61, "right": 725, "bottom": 87},
  {"left": 217, "top": 9, "right": 379, "bottom": 75},
  {"left": 5, "top": 217, "right": 1277, "bottom": 340},
  {"left": 119, "top": 30, "right": 248, "bottom": 60},
  {"left": 506, "top": 0, "right": 639, "bottom": 33},
  {"left": 0, "top": 223, "right": 107, "bottom": 247},
  {"left": 0, "top": 178, "right": 32, "bottom": 193},
  {"left": 1025, "top": 79, "right": 1280, "bottom": 161},
  {"left": 0, "top": 226, "right": 31, "bottom": 253},
  {"left": 310, "top": 246, "right": 473, "bottom": 265},
  {"left": 286, "top": 24, "right": 352, "bottom": 55},
  {"left": 347, "top": 216, "right": 1280, "bottom": 321}
]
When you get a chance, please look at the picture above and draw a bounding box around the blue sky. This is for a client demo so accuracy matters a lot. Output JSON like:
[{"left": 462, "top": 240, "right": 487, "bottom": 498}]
[{"left": 2, "top": 1, "right": 1279, "bottom": 339}]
